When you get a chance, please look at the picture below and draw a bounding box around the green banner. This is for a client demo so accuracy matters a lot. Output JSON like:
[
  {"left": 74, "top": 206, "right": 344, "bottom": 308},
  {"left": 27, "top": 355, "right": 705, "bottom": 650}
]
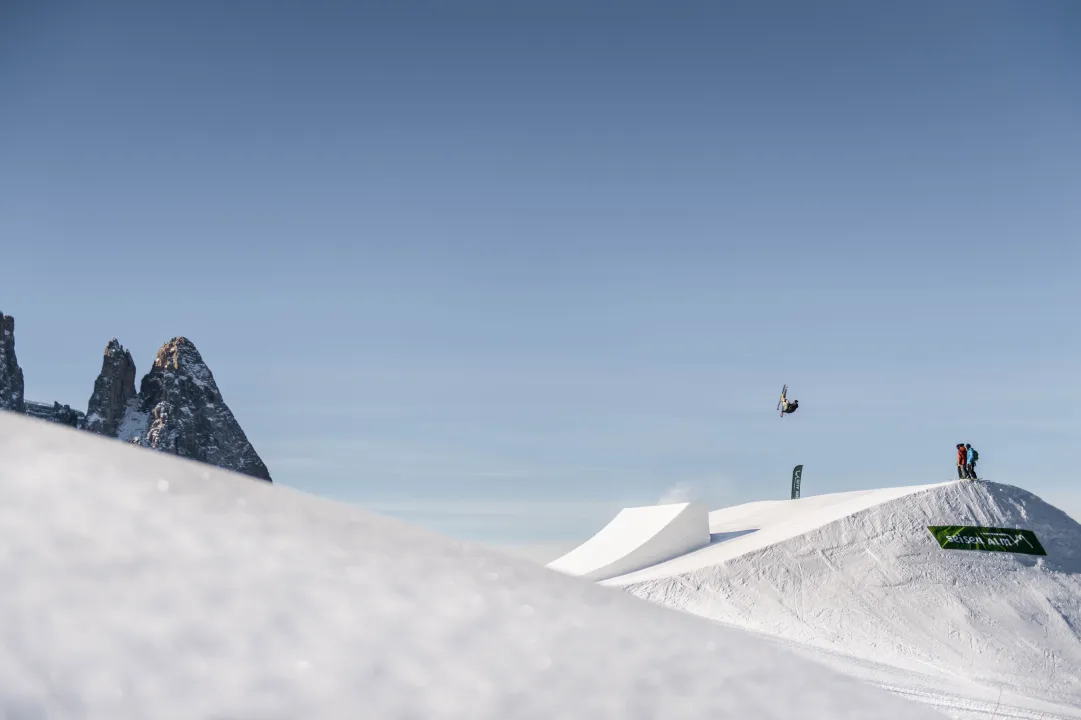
[
  {"left": 791, "top": 464, "right": 803, "bottom": 500},
  {"left": 927, "top": 526, "right": 1047, "bottom": 556}
]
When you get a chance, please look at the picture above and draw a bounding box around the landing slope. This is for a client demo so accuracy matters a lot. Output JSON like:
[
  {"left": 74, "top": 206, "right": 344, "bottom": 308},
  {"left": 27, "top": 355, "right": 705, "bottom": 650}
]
[
  {"left": 0, "top": 411, "right": 943, "bottom": 720},
  {"left": 612, "top": 480, "right": 1081, "bottom": 709}
]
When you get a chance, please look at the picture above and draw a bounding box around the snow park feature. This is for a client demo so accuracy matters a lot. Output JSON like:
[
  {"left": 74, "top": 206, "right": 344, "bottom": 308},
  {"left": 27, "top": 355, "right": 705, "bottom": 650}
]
[
  {"left": 549, "top": 482, "right": 1081, "bottom": 719},
  {"left": 546, "top": 501, "right": 710, "bottom": 581},
  {"left": 0, "top": 411, "right": 945, "bottom": 720}
]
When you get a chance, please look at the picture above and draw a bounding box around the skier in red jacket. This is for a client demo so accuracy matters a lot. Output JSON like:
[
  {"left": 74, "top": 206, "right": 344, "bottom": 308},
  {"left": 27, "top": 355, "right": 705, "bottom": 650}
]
[{"left": 956, "top": 444, "right": 968, "bottom": 479}]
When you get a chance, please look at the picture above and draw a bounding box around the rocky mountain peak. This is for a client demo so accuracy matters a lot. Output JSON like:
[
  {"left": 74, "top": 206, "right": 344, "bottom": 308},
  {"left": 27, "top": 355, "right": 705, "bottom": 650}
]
[
  {"left": 138, "top": 337, "right": 220, "bottom": 415},
  {"left": 0, "top": 313, "right": 26, "bottom": 412},
  {"left": 132, "top": 336, "right": 272, "bottom": 482},
  {"left": 155, "top": 336, "right": 197, "bottom": 371},
  {"left": 1, "top": 314, "right": 271, "bottom": 483},
  {"left": 84, "top": 338, "right": 137, "bottom": 437}
]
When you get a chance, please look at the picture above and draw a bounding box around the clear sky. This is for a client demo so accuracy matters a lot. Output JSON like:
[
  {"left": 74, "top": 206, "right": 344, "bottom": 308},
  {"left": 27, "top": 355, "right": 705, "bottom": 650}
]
[{"left": 2, "top": 1, "right": 1079, "bottom": 551}]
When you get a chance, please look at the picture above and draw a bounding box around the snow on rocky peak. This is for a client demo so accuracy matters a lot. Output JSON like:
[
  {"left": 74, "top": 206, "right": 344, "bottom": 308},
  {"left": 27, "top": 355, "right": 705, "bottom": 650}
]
[
  {"left": 0, "top": 410, "right": 944, "bottom": 720},
  {"left": 126, "top": 336, "right": 272, "bottom": 481},
  {"left": 0, "top": 313, "right": 272, "bottom": 482}
]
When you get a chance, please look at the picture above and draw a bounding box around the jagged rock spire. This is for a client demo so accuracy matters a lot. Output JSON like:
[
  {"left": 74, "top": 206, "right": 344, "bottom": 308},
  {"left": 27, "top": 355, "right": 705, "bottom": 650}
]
[
  {"left": 85, "top": 338, "right": 137, "bottom": 437},
  {"left": 3, "top": 316, "right": 271, "bottom": 482},
  {"left": 0, "top": 312, "right": 26, "bottom": 412},
  {"left": 131, "top": 337, "right": 272, "bottom": 482}
]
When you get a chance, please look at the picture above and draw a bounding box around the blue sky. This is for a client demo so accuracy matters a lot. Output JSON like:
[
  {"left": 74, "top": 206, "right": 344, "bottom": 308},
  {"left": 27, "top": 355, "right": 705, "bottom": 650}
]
[{"left": 2, "top": 0, "right": 1079, "bottom": 547}]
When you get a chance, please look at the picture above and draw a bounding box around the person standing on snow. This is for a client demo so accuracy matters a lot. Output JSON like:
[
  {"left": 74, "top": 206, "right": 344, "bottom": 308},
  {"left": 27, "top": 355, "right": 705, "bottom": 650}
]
[
  {"left": 965, "top": 443, "right": 978, "bottom": 480},
  {"left": 956, "top": 443, "right": 968, "bottom": 479}
]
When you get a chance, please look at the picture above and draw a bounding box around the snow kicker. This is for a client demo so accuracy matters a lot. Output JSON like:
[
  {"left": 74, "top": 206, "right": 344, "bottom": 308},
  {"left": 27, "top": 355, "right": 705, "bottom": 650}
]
[{"left": 610, "top": 480, "right": 1081, "bottom": 709}]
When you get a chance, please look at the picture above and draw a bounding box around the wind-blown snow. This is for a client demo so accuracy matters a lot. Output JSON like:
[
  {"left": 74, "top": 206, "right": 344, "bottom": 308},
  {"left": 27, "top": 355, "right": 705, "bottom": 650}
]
[
  {"left": 0, "top": 411, "right": 943, "bottom": 719},
  {"left": 609, "top": 480, "right": 1081, "bottom": 714}
]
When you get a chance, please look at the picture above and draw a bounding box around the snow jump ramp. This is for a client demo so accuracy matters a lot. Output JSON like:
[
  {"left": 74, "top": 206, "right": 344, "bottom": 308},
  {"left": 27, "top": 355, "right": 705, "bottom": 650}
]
[{"left": 547, "top": 501, "right": 710, "bottom": 582}]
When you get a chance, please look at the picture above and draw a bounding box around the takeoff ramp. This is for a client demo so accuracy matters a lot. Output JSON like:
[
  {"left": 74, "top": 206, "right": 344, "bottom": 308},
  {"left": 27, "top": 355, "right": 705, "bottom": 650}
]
[{"left": 547, "top": 502, "right": 710, "bottom": 582}]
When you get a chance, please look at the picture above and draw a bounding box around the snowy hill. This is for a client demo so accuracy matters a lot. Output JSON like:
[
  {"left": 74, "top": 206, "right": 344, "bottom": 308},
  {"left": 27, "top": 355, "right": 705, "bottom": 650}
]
[
  {"left": 0, "top": 410, "right": 944, "bottom": 719},
  {"left": 600, "top": 481, "right": 1081, "bottom": 717}
]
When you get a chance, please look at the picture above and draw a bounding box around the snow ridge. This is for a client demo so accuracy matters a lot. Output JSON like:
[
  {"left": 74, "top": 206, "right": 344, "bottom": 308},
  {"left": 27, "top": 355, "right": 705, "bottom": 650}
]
[
  {"left": 0, "top": 411, "right": 942, "bottom": 719},
  {"left": 613, "top": 480, "right": 1081, "bottom": 709}
]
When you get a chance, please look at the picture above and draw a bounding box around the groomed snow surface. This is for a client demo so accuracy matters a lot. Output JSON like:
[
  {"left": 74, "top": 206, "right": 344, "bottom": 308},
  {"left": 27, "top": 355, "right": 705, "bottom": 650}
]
[
  {"left": 0, "top": 411, "right": 942, "bottom": 720},
  {"left": 551, "top": 480, "right": 1081, "bottom": 719},
  {"left": 547, "top": 501, "right": 710, "bottom": 581}
]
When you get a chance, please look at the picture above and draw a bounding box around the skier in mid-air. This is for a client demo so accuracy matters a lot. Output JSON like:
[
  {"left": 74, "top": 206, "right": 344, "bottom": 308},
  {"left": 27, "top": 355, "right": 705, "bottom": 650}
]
[{"left": 778, "top": 385, "right": 799, "bottom": 416}]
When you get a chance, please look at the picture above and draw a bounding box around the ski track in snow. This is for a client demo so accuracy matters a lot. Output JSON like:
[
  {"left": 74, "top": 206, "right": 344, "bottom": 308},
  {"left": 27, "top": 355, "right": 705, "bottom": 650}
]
[{"left": 754, "top": 625, "right": 1081, "bottom": 719}]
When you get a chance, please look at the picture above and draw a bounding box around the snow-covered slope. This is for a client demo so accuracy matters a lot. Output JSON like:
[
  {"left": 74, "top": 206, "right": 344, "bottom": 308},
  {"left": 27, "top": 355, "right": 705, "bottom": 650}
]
[
  {"left": 0, "top": 410, "right": 944, "bottom": 720},
  {"left": 608, "top": 483, "right": 951, "bottom": 583},
  {"left": 609, "top": 480, "right": 1081, "bottom": 712}
]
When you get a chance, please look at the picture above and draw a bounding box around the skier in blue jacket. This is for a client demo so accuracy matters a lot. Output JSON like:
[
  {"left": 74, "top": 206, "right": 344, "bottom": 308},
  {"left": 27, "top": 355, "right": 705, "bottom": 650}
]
[{"left": 964, "top": 443, "right": 978, "bottom": 480}]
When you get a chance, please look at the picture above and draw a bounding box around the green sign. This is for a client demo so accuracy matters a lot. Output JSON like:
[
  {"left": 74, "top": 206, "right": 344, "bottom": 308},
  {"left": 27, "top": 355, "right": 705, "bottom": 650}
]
[
  {"left": 791, "top": 464, "right": 803, "bottom": 500},
  {"left": 927, "top": 526, "right": 1047, "bottom": 556}
]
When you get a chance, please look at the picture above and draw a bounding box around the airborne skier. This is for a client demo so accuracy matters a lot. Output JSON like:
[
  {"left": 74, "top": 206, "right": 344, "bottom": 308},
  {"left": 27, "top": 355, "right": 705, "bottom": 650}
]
[{"left": 777, "top": 385, "right": 799, "bottom": 416}]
